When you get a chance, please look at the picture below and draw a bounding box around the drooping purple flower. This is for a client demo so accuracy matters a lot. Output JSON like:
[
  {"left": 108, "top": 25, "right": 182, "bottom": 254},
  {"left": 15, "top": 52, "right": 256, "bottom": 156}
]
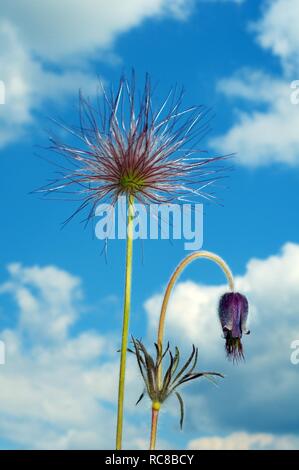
[
  {"left": 218, "top": 292, "right": 249, "bottom": 361},
  {"left": 38, "top": 73, "right": 227, "bottom": 223}
]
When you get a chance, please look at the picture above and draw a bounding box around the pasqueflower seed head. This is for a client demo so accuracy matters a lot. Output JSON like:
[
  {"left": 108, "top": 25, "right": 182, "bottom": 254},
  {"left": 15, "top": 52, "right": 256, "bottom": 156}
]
[{"left": 38, "top": 73, "right": 227, "bottom": 224}]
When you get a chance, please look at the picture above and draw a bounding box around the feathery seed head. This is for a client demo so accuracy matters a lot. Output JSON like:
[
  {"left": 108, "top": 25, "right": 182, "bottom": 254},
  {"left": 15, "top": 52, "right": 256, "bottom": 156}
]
[{"left": 39, "top": 73, "right": 227, "bottom": 223}]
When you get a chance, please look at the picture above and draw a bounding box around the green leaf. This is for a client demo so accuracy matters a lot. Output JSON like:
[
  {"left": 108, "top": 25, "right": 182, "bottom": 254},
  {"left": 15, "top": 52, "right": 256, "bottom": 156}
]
[
  {"left": 133, "top": 338, "right": 156, "bottom": 394},
  {"left": 171, "top": 345, "right": 196, "bottom": 386},
  {"left": 171, "top": 347, "right": 180, "bottom": 376},
  {"left": 174, "top": 371, "right": 224, "bottom": 389},
  {"left": 132, "top": 337, "right": 148, "bottom": 386},
  {"left": 136, "top": 391, "right": 145, "bottom": 405},
  {"left": 175, "top": 391, "right": 184, "bottom": 429},
  {"left": 155, "top": 342, "right": 170, "bottom": 368},
  {"left": 188, "top": 347, "right": 198, "bottom": 375},
  {"left": 161, "top": 351, "right": 174, "bottom": 397}
]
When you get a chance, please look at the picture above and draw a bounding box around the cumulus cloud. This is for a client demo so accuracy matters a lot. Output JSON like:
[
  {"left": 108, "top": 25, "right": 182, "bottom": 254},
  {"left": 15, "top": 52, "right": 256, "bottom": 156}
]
[
  {"left": 1, "top": 262, "right": 82, "bottom": 341},
  {"left": 210, "top": 0, "right": 299, "bottom": 167},
  {"left": 253, "top": 0, "right": 299, "bottom": 74},
  {"left": 145, "top": 281, "right": 224, "bottom": 356},
  {"left": 210, "top": 70, "right": 299, "bottom": 166},
  {"left": 0, "top": 0, "right": 193, "bottom": 148},
  {"left": 188, "top": 431, "right": 299, "bottom": 450},
  {"left": 0, "top": 21, "right": 98, "bottom": 148},
  {"left": 0, "top": 263, "right": 145, "bottom": 449},
  {"left": 0, "top": 0, "right": 193, "bottom": 62},
  {"left": 145, "top": 242, "right": 299, "bottom": 441},
  {"left": 0, "top": 0, "right": 249, "bottom": 148},
  {"left": 1, "top": 243, "right": 299, "bottom": 449}
]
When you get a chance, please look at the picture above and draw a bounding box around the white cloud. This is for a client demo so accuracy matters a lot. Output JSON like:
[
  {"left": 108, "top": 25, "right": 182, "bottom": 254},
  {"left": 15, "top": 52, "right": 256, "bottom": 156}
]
[
  {"left": 0, "top": 0, "right": 249, "bottom": 148},
  {"left": 188, "top": 431, "right": 299, "bottom": 450},
  {"left": 0, "top": 21, "right": 98, "bottom": 148},
  {"left": 0, "top": 0, "right": 193, "bottom": 62},
  {"left": 1, "top": 243, "right": 299, "bottom": 449},
  {"left": 1, "top": 262, "right": 82, "bottom": 341},
  {"left": 145, "top": 281, "right": 224, "bottom": 355},
  {"left": 210, "top": 70, "right": 299, "bottom": 166},
  {"left": 145, "top": 242, "right": 299, "bottom": 438},
  {"left": 211, "top": 0, "right": 299, "bottom": 167},
  {"left": 0, "top": 263, "right": 145, "bottom": 449},
  {"left": 253, "top": 0, "right": 299, "bottom": 74},
  {"left": 0, "top": 0, "right": 193, "bottom": 148}
]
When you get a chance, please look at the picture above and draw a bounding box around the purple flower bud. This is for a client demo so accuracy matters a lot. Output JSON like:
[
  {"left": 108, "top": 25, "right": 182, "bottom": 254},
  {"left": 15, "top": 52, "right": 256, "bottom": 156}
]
[{"left": 218, "top": 292, "right": 249, "bottom": 361}]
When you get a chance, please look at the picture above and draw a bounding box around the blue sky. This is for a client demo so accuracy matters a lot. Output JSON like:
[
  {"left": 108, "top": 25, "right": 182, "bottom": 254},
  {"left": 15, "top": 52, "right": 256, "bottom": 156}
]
[{"left": 0, "top": 0, "right": 299, "bottom": 450}]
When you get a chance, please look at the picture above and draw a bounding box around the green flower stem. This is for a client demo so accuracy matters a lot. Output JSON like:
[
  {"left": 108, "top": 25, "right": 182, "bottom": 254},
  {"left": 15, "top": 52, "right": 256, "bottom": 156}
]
[
  {"left": 150, "top": 250, "right": 235, "bottom": 449},
  {"left": 116, "top": 194, "right": 135, "bottom": 450}
]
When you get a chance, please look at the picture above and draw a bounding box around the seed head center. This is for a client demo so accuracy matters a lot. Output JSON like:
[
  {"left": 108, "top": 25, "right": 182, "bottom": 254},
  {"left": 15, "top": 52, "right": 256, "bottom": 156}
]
[{"left": 120, "top": 172, "right": 145, "bottom": 194}]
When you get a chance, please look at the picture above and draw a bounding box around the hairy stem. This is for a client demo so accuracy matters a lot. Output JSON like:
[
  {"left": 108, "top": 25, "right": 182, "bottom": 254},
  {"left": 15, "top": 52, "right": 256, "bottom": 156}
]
[
  {"left": 116, "top": 194, "right": 134, "bottom": 450},
  {"left": 150, "top": 250, "right": 234, "bottom": 449}
]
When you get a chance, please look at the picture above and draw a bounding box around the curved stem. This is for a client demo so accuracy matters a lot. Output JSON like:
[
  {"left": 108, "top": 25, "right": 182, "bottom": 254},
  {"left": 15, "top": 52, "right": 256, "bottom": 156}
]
[
  {"left": 158, "top": 251, "right": 234, "bottom": 369},
  {"left": 116, "top": 194, "right": 134, "bottom": 450},
  {"left": 150, "top": 250, "right": 234, "bottom": 449}
]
